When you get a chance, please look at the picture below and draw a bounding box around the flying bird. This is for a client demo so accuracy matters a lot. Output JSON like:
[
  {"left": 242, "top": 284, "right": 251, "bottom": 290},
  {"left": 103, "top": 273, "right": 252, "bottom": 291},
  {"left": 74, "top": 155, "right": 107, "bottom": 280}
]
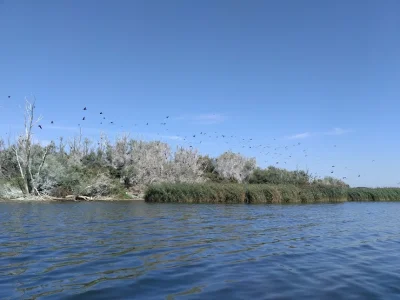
[
  {"left": 100, "top": 112, "right": 103, "bottom": 114},
  {"left": 51, "top": 121, "right": 54, "bottom": 124},
  {"left": 8, "top": 96, "right": 11, "bottom": 98},
  {"left": 83, "top": 107, "right": 87, "bottom": 110},
  {"left": 38, "top": 125, "right": 42, "bottom": 129},
  {"left": 82, "top": 117, "right": 85, "bottom": 121}
]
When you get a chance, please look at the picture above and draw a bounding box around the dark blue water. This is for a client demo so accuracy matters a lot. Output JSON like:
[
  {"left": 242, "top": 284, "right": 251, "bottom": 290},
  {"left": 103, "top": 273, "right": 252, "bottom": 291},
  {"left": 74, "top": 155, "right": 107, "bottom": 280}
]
[{"left": 1, "top": 201, "right": 400, "bottom": 299}]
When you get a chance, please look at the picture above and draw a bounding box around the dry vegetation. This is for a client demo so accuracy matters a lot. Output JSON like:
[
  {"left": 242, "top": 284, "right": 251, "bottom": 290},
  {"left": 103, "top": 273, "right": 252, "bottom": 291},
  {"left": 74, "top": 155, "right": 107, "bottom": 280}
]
[{"left": 2, "top": 99, "right": 398, "bottom": 203}]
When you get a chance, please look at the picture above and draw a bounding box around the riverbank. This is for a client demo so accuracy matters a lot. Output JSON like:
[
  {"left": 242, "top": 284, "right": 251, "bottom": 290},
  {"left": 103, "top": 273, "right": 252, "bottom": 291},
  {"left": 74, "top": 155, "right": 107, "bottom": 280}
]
[
  {"left": 0, "top": 192, "right": 145, "bottom": 202},
  {"left": 144, "top": 183, "right": 400, "bottom": 203},
  {"left": 0, "top": 181, "right": 146, "bottom": 201},
  {"left": 3, "top": 184, "right": 400, "bottom": 203},
  {"left": 0, "top": 197, "right": 145, "bottom": 202}
]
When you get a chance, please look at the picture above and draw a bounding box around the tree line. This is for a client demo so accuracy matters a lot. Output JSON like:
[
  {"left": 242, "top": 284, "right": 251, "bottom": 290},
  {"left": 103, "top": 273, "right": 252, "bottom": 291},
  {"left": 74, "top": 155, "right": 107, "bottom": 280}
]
[{"left": 0, "top": 99, "right": 348, "bottom": 199}]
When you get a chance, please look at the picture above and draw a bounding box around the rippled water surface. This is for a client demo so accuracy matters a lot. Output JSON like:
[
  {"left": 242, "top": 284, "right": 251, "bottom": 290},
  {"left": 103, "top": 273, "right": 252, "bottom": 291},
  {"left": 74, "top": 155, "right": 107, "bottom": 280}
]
[{"left": 1, "top": 201, "right": 400, "bottom": 299}]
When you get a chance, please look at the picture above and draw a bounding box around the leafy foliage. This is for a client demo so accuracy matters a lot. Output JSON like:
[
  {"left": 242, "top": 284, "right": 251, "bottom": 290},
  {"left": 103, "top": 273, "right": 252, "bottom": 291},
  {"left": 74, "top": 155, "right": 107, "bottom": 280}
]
[{"left": 248, "top": 167, "right": 312, "bottom": 186}]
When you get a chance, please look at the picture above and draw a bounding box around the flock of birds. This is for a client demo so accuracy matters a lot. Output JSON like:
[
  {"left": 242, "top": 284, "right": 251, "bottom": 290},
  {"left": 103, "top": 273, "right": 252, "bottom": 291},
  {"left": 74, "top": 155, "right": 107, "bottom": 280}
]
[{"left": 2, "top": 95, "right": 377, "bottom": 182}]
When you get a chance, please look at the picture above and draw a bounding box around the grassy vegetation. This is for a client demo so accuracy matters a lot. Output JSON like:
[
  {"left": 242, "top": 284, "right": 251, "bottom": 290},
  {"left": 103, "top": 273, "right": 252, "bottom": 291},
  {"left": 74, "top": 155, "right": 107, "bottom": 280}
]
[
  {"left": 145, "top": 183, "right": 353, "bottom": 204},
  {"left": 347, "top": 188, "right": 400, "bottom": 202}
]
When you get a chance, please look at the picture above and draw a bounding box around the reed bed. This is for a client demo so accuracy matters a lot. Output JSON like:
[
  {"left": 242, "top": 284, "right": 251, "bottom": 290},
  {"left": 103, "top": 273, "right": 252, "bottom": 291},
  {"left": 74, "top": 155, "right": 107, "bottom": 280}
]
[{"left": 144, "top": 183, "right": 354, "bottom": 204}]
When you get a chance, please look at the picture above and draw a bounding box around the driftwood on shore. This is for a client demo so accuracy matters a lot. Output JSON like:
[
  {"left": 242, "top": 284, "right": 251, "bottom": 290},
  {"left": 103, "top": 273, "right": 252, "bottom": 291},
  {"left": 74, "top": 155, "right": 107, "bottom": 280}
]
[{"left": 53, "top": 195, "right": 92, "bottom": 201}]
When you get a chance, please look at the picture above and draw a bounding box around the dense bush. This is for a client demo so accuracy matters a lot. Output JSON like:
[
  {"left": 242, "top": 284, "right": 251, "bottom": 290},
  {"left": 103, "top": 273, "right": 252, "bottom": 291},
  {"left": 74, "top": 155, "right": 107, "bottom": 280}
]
[
  {"left": 347, "top": 188, "right": 400, "bottom": 201},
  {"left": 313, "top": 176, "right": 349, "bottom": 188},
  {"left": 145, "top": 183, "right": 351, "bottom": 204},
  {"left": 248, "top": 167, "right": 311, "bottom": 186}
]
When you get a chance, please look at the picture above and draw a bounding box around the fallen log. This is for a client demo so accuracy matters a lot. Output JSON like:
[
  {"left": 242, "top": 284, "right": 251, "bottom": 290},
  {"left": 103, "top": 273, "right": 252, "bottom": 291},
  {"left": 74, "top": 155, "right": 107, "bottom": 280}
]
[{"left": 75, "top": 195, "right": 92, "bottom": 201}]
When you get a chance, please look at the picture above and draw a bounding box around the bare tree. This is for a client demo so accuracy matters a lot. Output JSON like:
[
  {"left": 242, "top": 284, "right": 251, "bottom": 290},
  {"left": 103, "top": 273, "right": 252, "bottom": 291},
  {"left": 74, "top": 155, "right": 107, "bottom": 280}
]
[
  {"left": 83, "top": 137, "right": 92, "bottom": 157},
  {"left": 59, "top": 137, "right": 65, "bottom": 156},
  {"left": 12, "top": 97, "right": 52, "bottom": 195},
  {"left": 0, "top": 138, "right": 8, "bottom": 178},
  {"left": 215, "top": 151, "right": 256, "bottom": 183},
  {"left": 125, "top": 140, "right": 171, "bottom": 185},
  {"left": 168, "top": 147, "right": 204, "bottom": 183}
]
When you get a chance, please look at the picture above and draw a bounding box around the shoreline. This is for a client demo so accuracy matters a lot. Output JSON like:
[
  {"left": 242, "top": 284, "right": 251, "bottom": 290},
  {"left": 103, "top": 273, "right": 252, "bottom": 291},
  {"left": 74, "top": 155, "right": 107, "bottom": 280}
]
[
  {"left": 0, "top": 196, "right": 145, "bottom": 202},
  {"left": 3, "top": 184, "right": 400, "bottom": 204},
  {"left": 144, "top": 183, "right": 400, "bottom": 204}
]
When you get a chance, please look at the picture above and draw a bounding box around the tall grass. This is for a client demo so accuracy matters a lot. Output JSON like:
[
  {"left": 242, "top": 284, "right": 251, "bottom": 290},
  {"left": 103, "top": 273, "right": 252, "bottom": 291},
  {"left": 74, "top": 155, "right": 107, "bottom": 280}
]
[
  {"left": 145, "top": 183, "right": 351, "bottom": 204},
  {"left": 347, "top": 188, "right": 400, "bottom": 201},
  {"left": 144, "top": 183, "right": 247, "bottom": 203}
]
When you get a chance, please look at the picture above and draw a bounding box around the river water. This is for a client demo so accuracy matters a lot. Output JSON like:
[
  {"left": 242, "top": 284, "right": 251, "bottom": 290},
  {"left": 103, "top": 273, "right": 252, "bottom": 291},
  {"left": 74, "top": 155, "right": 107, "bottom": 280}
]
[{"left": 1, "top": 201, "right": 400, "bottom": 299}]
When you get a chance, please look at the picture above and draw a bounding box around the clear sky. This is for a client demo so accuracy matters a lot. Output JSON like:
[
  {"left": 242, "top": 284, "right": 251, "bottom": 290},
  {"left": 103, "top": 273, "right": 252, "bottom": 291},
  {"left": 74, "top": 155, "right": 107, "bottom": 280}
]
[{"left": 1, "top": 0, "right": 399, "bottom": 187}]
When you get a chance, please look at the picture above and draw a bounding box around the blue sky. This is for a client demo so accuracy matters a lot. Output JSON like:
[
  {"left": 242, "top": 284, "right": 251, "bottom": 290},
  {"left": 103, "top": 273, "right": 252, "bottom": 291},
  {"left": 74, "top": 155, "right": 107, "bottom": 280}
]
[{"left": 1, "top": 0, "right": 399, "bottom": 187}]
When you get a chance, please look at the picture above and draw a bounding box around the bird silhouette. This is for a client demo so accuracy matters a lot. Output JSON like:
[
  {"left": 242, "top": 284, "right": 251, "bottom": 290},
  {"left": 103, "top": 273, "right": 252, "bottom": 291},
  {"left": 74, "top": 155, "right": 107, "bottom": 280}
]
[
  {"left": 83, "top": 107, "right": 87, "bottom": 110},
  {"left": 38, "top": 125, "right": 42, "bottom": 129},
  {"left": 8, "top": 96, "right": 11, "bottom": 98},
  {"left": 82, "top": 117, "right": 85, "bottom": 121},
  {"left": 51, "top": 121, "right": 54, "bottom": 124},
  {"left": 100, "top": 112, "right": 103, "bottom": 114},
  {"left": 358, "top": 175, "right": 361, "bottom": 177}
]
